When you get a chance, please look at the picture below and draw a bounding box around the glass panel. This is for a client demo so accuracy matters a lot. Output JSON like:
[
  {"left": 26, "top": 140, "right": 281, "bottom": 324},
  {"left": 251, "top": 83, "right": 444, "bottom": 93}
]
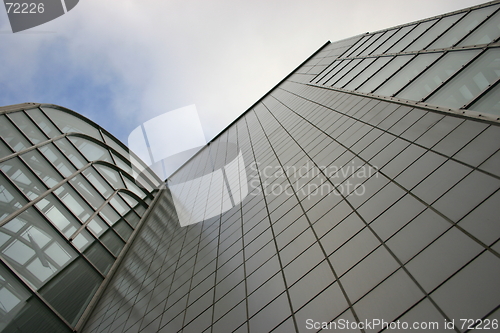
[
  {"left": 0, "top": 173, "right": 27, "bottom": 222},
  {"left": 357, "top": 55, "right": 414, "bottom": 93},
  {"left": 459, "top": 9, "right": 500, "bottom": 46},
  {"left": 134, "top": 204, "right": 146, "bottom": 218},
  {"left": 358, "top": 31, "right": 396, "bottom": 56},
  {"left": 83, "top": 242, "right": 114, "bottom": 275},
  {"left": 71, "top": 229, "right": 93, "bottom": 252},
  {"left": 429, "top": 5, "right": 499, "bottom": 49},
  {"left": 371, "top": 25, "right": 414, "bottom": 55},
  {"left": 343, "top": 57, "right": 393, "bottom": 90},
  {"left": 374, "top": 52, "right": 442, "bottom": 96},
  {"left": 327, "top": 59, "right": 363, "bottom": 86},
  {"left": 99, "top": 204, "right": 120, "bottom": 226},
  {"left": 397, "top": 49, "right": 481, "bottom": 101},
  {"left": 82, "top": 167, "right": 114, "bottom": 199},
  {"left": 54, "top": 185, "right": 93, "bottom": 223},
  {"left": 335, "top": 58, "right": 377, "bottom": 88},
  {"left": 386, "top": 20, "right": 437, "bottom": 53},
  {"left": 426, "top": 48, "right": 500, "bottom": 109},
  {"left": 123, "top": 210, "right": 140, "bottom": 228},
  {"left": 118, "top": 192, "right": 138, "bottom": 208},
  {"left": 69, "top": 174, "right": 104, "bottom": 210},
  {"left": 21, "top": 150, "right": 62, "bottom": 188},
  {"left": 0, "top": 116, "right": 30, "bottom": 153},
  {"left": 25, "top": 108, "right": 60, "bottom": 138},
  {"left": 129, "top": 155, "right": 161, "bottom": 187},
  {"left": 38, "top": 143, "right": 77, "bottom": 177},
  {"left": 344, "top": 35, "right": 374, "bottom": 58},
  {"left": 0, "top": 158, "right": 46, "bottom": 200},
  {"left": 405, "top": 13, "right": 465, "bottom": 52},
  {"left": 86, "top": 216, "right": 108, "bottom": 239},
  {"left": 68, "top": 137, "right": 112, "bottom": 163},
  {"left": 41, "top": 107, "right": 101, "bottom": 140},
  {"left": 469, "top": 83, "right": 500, "bottom": 116},
  {"left": 0, "top": 139, "right": 13, "bottom": 159},
  {"left": 0, "top": 208, "right": 78, "bottom": 290},
  {"left": 111, "top": 153, "right": 132, "bottom": 173},
  {"left": 53, "top": 139, "right": 86, "bottom": 169},
  {"left": 99, "top": 230, "right": 124, "bottom": 256},
  {"left": 109, "top": 195, "right": 129, "bottom": 215},
  {"left": 113, "top": 219, "right": 133, "bottom": 241},
  {"left": 94, "top": 165, "right": 124, "bottom": 189},
  {"left": 35, "top": 194, "right": 81, "bottom": 238},
  {"left": 0, "top": 264, "right": 71, "bottom": 333},
  {"left": 39, "top": 257, "right": 102, "bottom": 326},
  {"left": 124, "top": 177, "right": 147, "bottom": 199},
  {"left": 8, "top": 112, "right": 47, "bottom": 145},
  {"left": 103, "top": 133, "right": 129, "bottom": 160}
]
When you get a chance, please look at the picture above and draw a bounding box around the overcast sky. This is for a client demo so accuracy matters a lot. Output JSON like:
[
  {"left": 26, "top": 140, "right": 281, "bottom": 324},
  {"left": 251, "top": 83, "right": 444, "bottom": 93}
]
[{"left": 0, "top": 0, "right": 487, "bottom": 146}]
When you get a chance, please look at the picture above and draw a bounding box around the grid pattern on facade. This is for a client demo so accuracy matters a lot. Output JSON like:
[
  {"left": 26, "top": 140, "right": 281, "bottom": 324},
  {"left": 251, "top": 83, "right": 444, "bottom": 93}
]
[
  {"left": 83, "top": 58, "right": 500, "bottom": 333},
  {"left": 310, "top": 1, "right": 500, "bottom": 117},
  {"left": 0, "top": 104, "right": 161, "bottom": 332}
]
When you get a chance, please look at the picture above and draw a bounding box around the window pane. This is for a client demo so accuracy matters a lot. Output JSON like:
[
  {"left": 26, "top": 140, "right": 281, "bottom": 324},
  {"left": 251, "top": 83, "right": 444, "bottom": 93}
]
[
  {"left": 99, "top": 204, "right": 120, "bottom": 226},
  {"left": 397, "top": 49, "right": 481, "bottom": 101},
  {"left": 71, "top": 229, "right": 93, "bottom": 252},
  {"left": 25, "top": 108, "right": 60, "bottom": 138},
  {"left": 326, "top": 59, "right": 363, "bottom": 86},
  {"left": 83, "top": 242, "right": 114, "bottom": 275},
  {"left": 0, "top": 116, "right": 31, "bottom": 153},
  {"left": 69, "top": 174, "right": 105, "bottom": 210},
  {"left": 109, "top": 195, "right": 129, "bottom": 215},
  {"left": 0, "top": 173, "right": 27, "bottom": 222},
  {"left": 68, "top": 137, "right": 112, "bottom": 163},
  {"left": 99, "top": 230, "right": 124, "bottom": 256},
  {"left": 336, "top": 58, "right": 377, "bottom": 88},
  {"left": 0, "top": 158, "right": 46, "bottom": 200},
  {"left": 344, "top": 35, "right": 374, "bottom": 58},
  {"left": 371, "top": 26, "right": 413, "bottom": 55},
  {"left": 374, "top": 52, "right": 442, "bottom": 97},
  {"left": 405, "top": 13, "right": 465, "bottom": 52},
  {"left": 21, "top": 150, "right": 63, "bottom": 188},
  {"left": 0, "top": 208, "right": 77, "bottom": 290},
  {"left": 429, "top": 5, "right": 499, "bottom": 49},
  {"left": 54, "top": 184, "right": 93, "bottom": 223},
  {"left": 357, "top": 55, "right": 414, "bottom": 93},
  {"left": 35, "top": 193, "right": 81, "bottom": 238},
  {"left": 469, "top": 83, "right": 500, "bottom": 116},
  {"left": 82, "top": 167, "right": 114, "bottom": 199},
  {"left": 386, "top": 20, "right": 437, "bottom": 53},
  {"left": 358, "top": 31, "right": 396, "bottom": 56},
  {"left": 0, "top": 139, "right": 13, "bottom": 159},
  {"left": 39, "top": 257, "right": 102, "bottom": 326},
  {"left": 124, "top": 177, "right": 147, "bottom": 199},
  {"left": 8, "top": 112, "right": 47, "bottom": 145},
  {"left": 119, "top": 192, "right": 138, "bottom": 208},
  {"left": 53, "top": 139, "right": 86, "bottom": 169},
  {"left": 459, "top": 9, "right": 500, "bottom": 46},
  {"left": 113, "top": 219, "right": 133, "bottom": 241},
  {"left": 426, "top": 48, "right": 500, "bottom": 109},
  {"left": 343, "top": 57, "right": 393, "bottom": 90},
  {"left": 41, "top": 107, "right": 101, "bottom": 140},
  {"left": 123, "top": 210, "right": 140, "bottom": 228},
  {"left": 38, "top": 143, "right": 76, "bottom": 178},
  {"left": 94, "top": 165, "right": 124, "bottom": 189}
]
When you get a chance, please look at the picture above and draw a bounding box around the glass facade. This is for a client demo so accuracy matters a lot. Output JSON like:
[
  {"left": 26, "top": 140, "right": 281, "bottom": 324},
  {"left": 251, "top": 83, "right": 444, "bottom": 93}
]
[
  {"left": 0, "top": 103, "right": 161, "bottom": 332},
  {"left": 2, "top": 2, "right": 500, "bottom": 333}
]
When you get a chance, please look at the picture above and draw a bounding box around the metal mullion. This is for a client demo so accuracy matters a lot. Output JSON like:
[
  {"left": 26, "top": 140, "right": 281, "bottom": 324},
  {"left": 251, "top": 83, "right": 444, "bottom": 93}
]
[
  {"left": 453, "top": 7, "right": 500, "bottom": 47},
  {"left": 69, "top": 190, "right": 118, "bottom": 241},
  {"left": 391, "top": 51, "right": 449, "bottom": 97},
  {"left": 314, "top": 59, "right": 345, "bottom": 84},
  {"left": 0, "top": 260, "right": 75, "bottom": 331},
  {"left": 0, "top": 114, "right": 38, "bottom": 158},
  {"left": 120, "top": 170, "right": 151, "bottom": 199},
  {"left": 379, "top": 23, "right": 420, "bottom": 55},
  {"left": 401, "top": 17, "right": 441, "bottom": 52},
  {"left": 319, "top": 59, "right": 354, "bottom": 85},
  {"left": 344, "top": 34, "right": 375, "bottom": 58},
  {"left": 422, "top": 47, "right": 488, "bottom": 102},
  {"left": 64, "top": 173, "right": 108, "bottom": 224},
  {"left": 338, "top": 57, "right": 378, "bottom": 89},
  {"left": 351, "top": 55, "right": 397, "bottom": 91},
  {"left": 336, "top": 35, "right": 369, "bottom": 60},
  {"left": 0, "top": 163, "right": 92, "bottom": 229},
  {"left": 4, "top": 112, "right": 47, "bottom": 148},
  {"left": 19, "top": 109, "right": 52, "bottom": 142},
  {"left": 329, "top": 58, "right": 367, "bottom": 87},
  {"left": 355, "top": 32, "right": 385, "bottom": 57},
  {"left": 423, "top": 10, "right": 470, "bottom": 51},
  {"left": 463, "top": 75, "right": 500, "bottom": 109},
  {"left": 0, "top": 133, "right": 67, "bottom": 165}
]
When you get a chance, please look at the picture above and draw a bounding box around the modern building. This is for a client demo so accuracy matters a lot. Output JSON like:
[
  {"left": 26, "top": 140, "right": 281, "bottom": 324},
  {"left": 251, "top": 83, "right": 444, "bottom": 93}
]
[{"left": 1, "top": 1, "right": 500, "bottom": 332}]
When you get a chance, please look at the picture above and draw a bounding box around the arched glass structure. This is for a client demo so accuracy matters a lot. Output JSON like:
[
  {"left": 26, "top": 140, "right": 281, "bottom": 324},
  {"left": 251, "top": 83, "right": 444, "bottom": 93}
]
[{"left": 0, "top": 103, "right": 162, "bottom": 332}]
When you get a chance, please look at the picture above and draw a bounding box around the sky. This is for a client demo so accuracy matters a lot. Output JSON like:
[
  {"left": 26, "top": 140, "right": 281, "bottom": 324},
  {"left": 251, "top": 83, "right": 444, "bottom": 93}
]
[{"left": 0, "top": 0, "right": 487, "bottom": 150}]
